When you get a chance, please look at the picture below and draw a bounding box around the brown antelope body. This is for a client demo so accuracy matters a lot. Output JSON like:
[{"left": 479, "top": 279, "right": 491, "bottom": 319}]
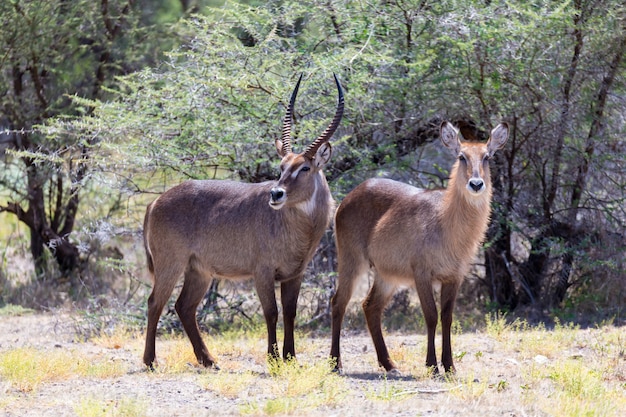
[
  {"left": 143, "top": 74, "right": 344, "bottom": 369},
  {"left": 330, "top": 121, "right": 508, "bottom": 374}
]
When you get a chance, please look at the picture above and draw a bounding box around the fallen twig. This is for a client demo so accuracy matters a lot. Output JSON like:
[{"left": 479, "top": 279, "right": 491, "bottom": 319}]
[{"left": 393, "top": 385, "right": 463, "bottom": 396}]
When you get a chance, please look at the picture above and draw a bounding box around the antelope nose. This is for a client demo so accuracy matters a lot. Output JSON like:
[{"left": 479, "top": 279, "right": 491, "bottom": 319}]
[
  {"left": 270, "top": 188, "right": 284, "bottom": 201},
  {"left": 269, "top": 187, "right": 286, "bottom": 206},
  {"left": 469, "top": 179, "right": 484, "bottom": 192}
]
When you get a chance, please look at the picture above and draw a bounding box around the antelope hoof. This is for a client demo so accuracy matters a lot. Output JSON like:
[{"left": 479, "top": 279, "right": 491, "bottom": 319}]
[
  {"left": 144, "top": 360, "right": 158, "bottom": 372},
  {"left": 380, "top": 359, "right": 398, "bottom": 373},
  {"left": 331, "top": 365, "right": 344, "bottom": 375},
  {"left": 386, "top": 368, "right": 403, "bottom": 378},
  {"left": 200, "top": 358, "right": 219, "bottom": 370},
  {"left": 444, "top": 365, "right": 456, "bottom": 375},
  {"left": 427, "top": 365, "right": 441, "bottom": 377}
]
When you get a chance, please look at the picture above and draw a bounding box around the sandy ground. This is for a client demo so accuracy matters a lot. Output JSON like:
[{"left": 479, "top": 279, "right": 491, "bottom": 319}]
[{"left": 0, "top": 312, "right": 623, "bottom": 416}]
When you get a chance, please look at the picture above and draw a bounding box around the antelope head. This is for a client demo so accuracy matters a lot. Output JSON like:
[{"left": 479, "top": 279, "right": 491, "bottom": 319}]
[
  {"left": 440, "top": 121, "right": 509, "bottom": 198},
  {"left": 269, "top": 74, "right": 344, "bottom": 210}
]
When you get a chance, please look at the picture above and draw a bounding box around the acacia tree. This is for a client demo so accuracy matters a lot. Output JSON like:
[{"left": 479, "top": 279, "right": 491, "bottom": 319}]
[
  {"left": 0, "top": 0, "right": 180, "bottom": 278},
  {"left": 423, "top": 0, "right": 626, "bottom": 312},
  {"left": 47, "top": 0, "right": 625, "bottom": 317}
]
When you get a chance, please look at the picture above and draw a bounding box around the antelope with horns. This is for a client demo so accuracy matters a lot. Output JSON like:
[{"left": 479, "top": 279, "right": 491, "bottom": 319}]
[
  {"left": 142, "top": 74, "right": 344, "bottom": 369},
  {"left": 329, "top": 121, "right": 508, "bottom": 374}
]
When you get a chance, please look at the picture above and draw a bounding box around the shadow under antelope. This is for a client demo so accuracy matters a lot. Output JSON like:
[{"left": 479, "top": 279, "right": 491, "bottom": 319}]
[
  {"left": 142, "top": 74, "right": 344, "bottom": 370},
  {"left": 330, "top": 121, "right": 509, "bottom": 375}
]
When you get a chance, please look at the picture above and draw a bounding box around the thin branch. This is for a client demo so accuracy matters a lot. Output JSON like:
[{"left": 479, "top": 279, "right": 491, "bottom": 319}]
[{"left": 501, "top": 251, "right": 535, "bottom": 305}]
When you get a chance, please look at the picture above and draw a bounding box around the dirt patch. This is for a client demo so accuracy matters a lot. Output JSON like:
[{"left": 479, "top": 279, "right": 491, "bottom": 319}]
[{"left": 0, "top": 312, "right": 624, "bottom": 416}]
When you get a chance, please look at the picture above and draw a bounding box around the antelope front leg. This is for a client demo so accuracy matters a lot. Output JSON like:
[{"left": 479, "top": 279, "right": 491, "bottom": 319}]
[
  {"left": 440, "top": 280, "right": 461, "bottom": 374},
  {"left": 280, "top": 277, "right": 302, "bottom": 361},
  {"left": 255, "top": 273, "right": 280, "bottom": 360}
]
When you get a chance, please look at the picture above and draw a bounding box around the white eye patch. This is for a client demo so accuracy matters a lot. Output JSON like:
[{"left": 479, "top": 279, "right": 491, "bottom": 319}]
[{"left": 290, "top": 165, "right": 310, "bottom": 180}]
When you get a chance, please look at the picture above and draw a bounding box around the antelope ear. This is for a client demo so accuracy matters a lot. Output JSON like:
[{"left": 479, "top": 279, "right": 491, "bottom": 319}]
[
  {"left": 487, "top": 122, "right": 509, "bottom": 155},
  {"left": 440, "top": 121, "right": 461, "bottom": 155},
  {"left": 275, "top": 139, "right": 286, "bottom": 157},
  {"left": 313, "top": 142, "right": 332, "bottom": 169}
]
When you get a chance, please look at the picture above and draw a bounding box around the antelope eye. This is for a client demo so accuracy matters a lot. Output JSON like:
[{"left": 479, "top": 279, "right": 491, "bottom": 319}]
[
  {"left": 300, "top": 166, "right": 310, "bottom": 172},
  {"left": 458, "top": 154, "right": 466, "bottom": 162}
]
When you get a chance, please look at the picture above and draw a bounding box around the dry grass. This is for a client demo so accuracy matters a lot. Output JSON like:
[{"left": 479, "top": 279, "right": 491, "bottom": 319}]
[
  {"left": 0, "top": 309, "right": 624, "bottom": 416},
  {"left": 74, "top": 396, "right": 149, "bottom": 417},
  {"left": 0, "top": 347, "right": 126, "bottom": 392}
]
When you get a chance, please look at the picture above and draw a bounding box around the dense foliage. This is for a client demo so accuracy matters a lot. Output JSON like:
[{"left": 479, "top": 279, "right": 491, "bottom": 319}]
[
  {"left": 1, "top": 0, "right": 624, "bottom": 320},
  {"left": 0, "top": 0, "right": 183, "bottom": 277}
]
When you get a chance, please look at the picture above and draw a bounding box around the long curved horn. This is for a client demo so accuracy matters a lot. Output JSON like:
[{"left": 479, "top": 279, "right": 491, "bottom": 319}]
[
  {"left": 303, "top": 73, "right": 344, "bottom": 159},
  {"left": 280, "top": 73, "right": 303, "bottom": 155}
]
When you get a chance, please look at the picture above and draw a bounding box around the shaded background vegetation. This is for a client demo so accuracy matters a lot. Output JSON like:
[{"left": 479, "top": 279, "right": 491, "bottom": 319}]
[{"left": 0, "top": 0, "right": 624, "bottom": 328}]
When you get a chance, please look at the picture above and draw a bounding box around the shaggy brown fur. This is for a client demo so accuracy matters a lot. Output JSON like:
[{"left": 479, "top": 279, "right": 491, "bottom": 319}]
[
  {"left": 330, "top": 121, "right": 508, "bottom": 374},
  {"left": 143, "top": 75, "right": 343, "bottom": 369}
]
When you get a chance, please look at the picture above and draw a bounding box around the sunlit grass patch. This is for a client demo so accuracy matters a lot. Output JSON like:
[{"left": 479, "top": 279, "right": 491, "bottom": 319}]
[
  {"left": 91, "top": 327, "right": 145, "bottom": 352},
  {"left": 514, "top": 320, "right": 583, "bottom": 360},
  {"left": 364, "top": 375, "right": 413, "bottom": 401},
  {"left": 387, "top": 342, "right": 414, "bottom": 368},
  {"left": 510, "top": 324, "right": 626, "bottom": 417},
  {"left": 484, "top": 312, "right": 513, "bottom": 340},
  {"left": 149, "top": 336, "right": 198, "bottom": 373},
  {"left": 0, "top": 347, "right": 126, "bottom": 392},
  {"left": 483, "top": 314, "right": 584, "bottom": 360},
  {"left": 484, "top": 313, "right": 535, "bottom": 340},
  {"left": 550, "top": 359, "right": 604, "bottom": 399},
  {"left": 0, "top": 304, "right": 34, "bottom": 316},
  {"left": 266, "top": 357, "right": 339, "bottom": 397},
  {"left": 208, "top": 325, "right": 268, "bottom": 366},
  {"left": 588, "top": 325, "right": 625, "bottom": 363},
  {"left": 0, "top": 392, "right": 18, "bottom": 410},
  {"left": 147, "top": 324, "right": 318, "bottom": 373},
  {"left": 74, "top": 395, "right": 148, "bottom": 417},
  {"left": 526, "top": 358, "right": 626, "bottom": 417},
  {"left": 153, "top": 326, "right": 271, "bottom": 372},
  {"left": 199, "top": 370, "right": 257, "bottom": 399},
  {"left": 448, "top": 372, "right": 489, "bottom": 401},
  {"left": 240, "top": 357, "right": 348, "bottom": 415},
  {"left": 451, "top": 319, "right": 626, "bottom": 416},
  {"left": 515, "top": 328, "right": 564, "bottom": 359},
  {"left": 385, "top": 340, "right": 434, "bottom": 379}
]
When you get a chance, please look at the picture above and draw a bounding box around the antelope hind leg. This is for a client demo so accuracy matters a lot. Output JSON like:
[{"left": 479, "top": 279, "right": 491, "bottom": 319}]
[
  {"left": 143, "top": 265, "right": 181, "bottom": 369},
  {"left": 175, "top": 268, "right": 218, "bottom": 368},
  {"left": 363, "top": 276, "right": 397, "bottom": 372},
  {"left": 330, "top": 260, "right": 367, "bottom": 372}
]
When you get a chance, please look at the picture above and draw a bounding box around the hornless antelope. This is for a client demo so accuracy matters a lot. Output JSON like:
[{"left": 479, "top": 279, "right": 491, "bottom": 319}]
[
  {"left": 142, "top": 74, "right": 344, "bottom": 369},
  {"left": 330, "top": 121, "right": 508, "bottom": 374}
]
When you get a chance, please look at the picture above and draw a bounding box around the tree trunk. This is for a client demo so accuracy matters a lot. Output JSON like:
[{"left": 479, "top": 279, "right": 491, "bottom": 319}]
[
  {"left": 24, "top": 157, "right": 80, "bottom": 276},
  {"left": 553, "top": 20, "right": 626, "bottom": 307},
  {"left": 518, "top": 234, "right": 549, "bottom": 306},
  {"left": 483, "top": 116, "right": 518, "bottom": 310},
  {"left": 484, "top": 238, "right": 517, "bottom": 310}
]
